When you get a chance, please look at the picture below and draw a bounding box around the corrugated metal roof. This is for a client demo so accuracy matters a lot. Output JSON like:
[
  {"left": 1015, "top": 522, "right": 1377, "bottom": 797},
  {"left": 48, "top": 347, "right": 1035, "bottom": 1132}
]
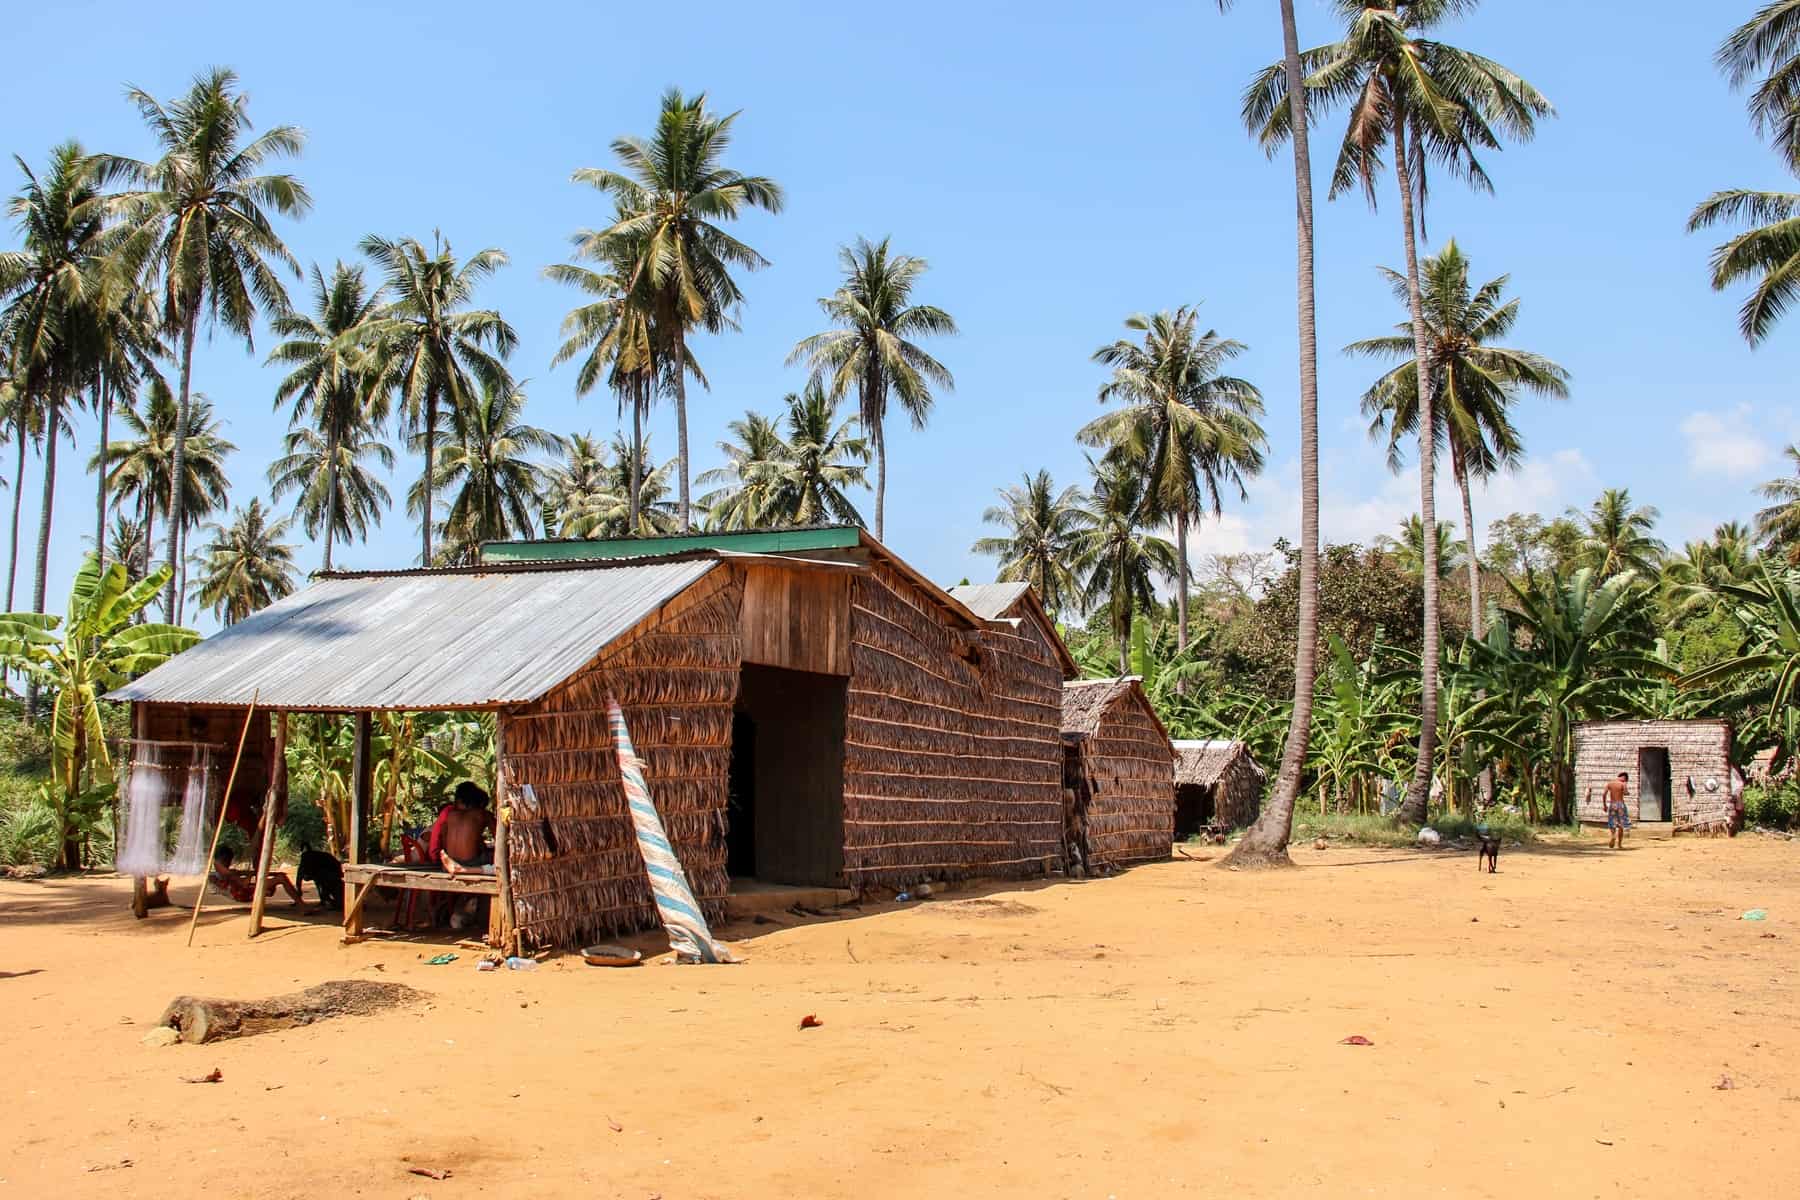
[
  {"left": 948, "top": 581, "right": 1031, "bottom": 620},
  {"left": 108, "top": 559, "right": 719, "bottom": 710}
]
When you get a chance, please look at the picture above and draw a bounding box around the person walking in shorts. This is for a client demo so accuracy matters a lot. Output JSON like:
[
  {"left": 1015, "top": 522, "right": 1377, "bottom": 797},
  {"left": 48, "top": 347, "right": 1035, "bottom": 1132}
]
[{"left": 1604, "top": 772, "right": 1631, "bottom": 849}]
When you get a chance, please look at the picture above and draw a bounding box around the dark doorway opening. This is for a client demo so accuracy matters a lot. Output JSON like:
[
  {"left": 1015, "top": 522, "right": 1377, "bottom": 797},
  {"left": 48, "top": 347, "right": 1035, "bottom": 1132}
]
[
  {"left": 1637, "top": 747, "right": 1672, "bottom": 822},
  {"left": 728, "top": 664, "right": 847, "bottom": 887},
  {"left": 1174, "top": 784, "right": 1214, "bottom": 839}
]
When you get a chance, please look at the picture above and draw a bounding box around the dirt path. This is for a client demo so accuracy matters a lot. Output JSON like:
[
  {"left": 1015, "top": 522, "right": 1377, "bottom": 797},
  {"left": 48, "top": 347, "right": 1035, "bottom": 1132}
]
[{"left": 3, "top": 832, "right": 1796, "bottom": 1198}]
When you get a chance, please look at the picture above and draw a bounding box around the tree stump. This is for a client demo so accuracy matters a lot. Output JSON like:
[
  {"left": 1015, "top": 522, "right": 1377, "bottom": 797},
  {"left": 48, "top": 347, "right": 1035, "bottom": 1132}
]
[{"left": 158, "top": 979, "right": 422, "bottom": 1044}]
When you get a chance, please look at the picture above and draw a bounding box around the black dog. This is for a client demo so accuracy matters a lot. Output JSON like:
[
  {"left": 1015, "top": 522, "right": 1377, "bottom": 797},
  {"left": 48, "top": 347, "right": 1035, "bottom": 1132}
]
[
  {"left": 296, "top": 844, "right": 344, "bottom": 910},
  {"left": 1476, "top": 833, "right": 1500, "bottom": 873}
]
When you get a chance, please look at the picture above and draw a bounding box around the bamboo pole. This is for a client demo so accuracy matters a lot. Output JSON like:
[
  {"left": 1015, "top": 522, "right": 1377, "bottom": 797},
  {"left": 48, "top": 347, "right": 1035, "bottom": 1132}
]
[
  {"left": 185, "top": 694, "right": 261, "bottom": 947},
  {"left": 247, "top": 712, "right": 287, "bottom": 939}
]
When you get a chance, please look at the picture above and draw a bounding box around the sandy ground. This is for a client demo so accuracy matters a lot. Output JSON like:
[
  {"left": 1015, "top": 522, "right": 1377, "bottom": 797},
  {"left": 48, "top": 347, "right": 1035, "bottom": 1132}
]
[{"left": 3, "top": 831, "right": 1797, "bottom": 1199}]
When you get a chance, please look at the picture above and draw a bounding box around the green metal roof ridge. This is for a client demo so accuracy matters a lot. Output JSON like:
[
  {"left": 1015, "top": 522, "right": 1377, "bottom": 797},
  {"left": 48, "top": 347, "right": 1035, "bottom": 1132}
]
[{"left": 482, "top": 526, "right": 863, "bottom": 563}]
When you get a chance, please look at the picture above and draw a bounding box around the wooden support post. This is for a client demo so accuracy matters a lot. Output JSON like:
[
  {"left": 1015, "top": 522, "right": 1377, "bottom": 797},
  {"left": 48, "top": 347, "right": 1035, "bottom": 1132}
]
[
  {"left": 248, "top": 712, "right": 286, "bottom": 938},
  {"left": 492, "top": 713, "right": 517, "bottom": 955},
  {"left": 131, "top": 703, "right": 150, "bottom": 919},
  {"left": 351, "top": 711, "right": 371, "bottom": 865}
]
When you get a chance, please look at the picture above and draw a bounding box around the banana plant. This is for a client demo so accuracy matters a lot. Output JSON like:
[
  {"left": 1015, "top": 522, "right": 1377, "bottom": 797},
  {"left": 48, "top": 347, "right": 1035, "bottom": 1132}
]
[{"left": 0, "top": 556, "right": 198, "bottom": 868}]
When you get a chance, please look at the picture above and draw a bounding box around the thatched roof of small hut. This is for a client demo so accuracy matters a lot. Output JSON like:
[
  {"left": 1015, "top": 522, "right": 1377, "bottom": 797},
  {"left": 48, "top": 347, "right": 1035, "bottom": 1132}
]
[
  {"left": 1062, "top": 677, "right": 1170, "bottom": 743},
  {"left": 1172, "top": 739, "right": 1262, "bottom": 787}
]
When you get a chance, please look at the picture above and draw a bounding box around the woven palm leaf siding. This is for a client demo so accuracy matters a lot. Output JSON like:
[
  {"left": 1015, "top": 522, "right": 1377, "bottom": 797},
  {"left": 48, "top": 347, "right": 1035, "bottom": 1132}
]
[
  {"left": 1063, "top": 679, "right": 1176, "bottom": 868},
  {"left": 502, "top": 569, "right": 744, "bottom": 947},
  {"left": 843, "top": 562, "right": 1064, "bottom": 886}
]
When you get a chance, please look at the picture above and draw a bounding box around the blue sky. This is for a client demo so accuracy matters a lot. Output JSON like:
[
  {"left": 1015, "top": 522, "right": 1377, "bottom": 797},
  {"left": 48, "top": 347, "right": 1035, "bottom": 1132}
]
[{"left": 6, "top": 0, "right": 1797, "bottom": 629}]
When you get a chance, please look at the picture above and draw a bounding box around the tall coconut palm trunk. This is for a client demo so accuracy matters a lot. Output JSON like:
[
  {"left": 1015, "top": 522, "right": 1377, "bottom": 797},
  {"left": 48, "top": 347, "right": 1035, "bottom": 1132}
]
[
  {"left": 421, "top": 392, "right": 437, "bottom": 565},
  {"left": 94, "top": 385, "right": 109, "bottom": 570},
  {"left": 322, "top": 433, "right": 339, "bottom": 573},
  {"left": 1393, "top": 121, "right": 1442, "bottom": 827},
  {"left": 27, "top": 405, "right": 60, "bottom": 720},
  {"left": 1174, "top": 507, "right": 1190, "bottom": 653},
  {"left": 1453, "top": 442, "right": 1495, "bottom": 807},
  {"left": 672, "top": 325, "right": 692, "bottom": 532},
  {"left": 628, "top": 382, "right": 644, "bottom": 533},
  {"left": 4, "top": 412, "right": 25, "bottom": 696},
  {"left": 1225, "top": 0, "right": 1320, "bottom": 868},
  {"left": 165, "top": 312, "right": 198, "bottom": 623},
  {"left": 873, "top": 423, "right": 888, "bottom": 541}
]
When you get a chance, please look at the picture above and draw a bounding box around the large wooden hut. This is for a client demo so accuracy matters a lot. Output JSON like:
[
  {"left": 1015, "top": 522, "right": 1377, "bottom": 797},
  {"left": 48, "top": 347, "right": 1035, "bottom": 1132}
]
[
  {"left": 1172, "top": 740, "right": 1264, "bottom": 836},
  {"left": 1058, "top": 677, "right": 1176, "bottom": 870},
  {"left": 112, "top": 529, "right": 1069, "bottom": 948}
]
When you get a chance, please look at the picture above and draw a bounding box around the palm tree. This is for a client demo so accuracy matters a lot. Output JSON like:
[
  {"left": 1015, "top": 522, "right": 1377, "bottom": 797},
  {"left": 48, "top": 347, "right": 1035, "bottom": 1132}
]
[
  {"left": 763, "top": 382, "right": 870, "bottom": 527},
  {"left": 1692, "top": 6, "right": 1800, "bottom": 345},
  {"left": 541, "top": 432, "right": 611, "bottom": 536},
  {"left": 788, "top": 237, "right": 956, "bottom": 540},
  {"left": 1073, "top": 456, "right": 1178, "bottom": 674},
  {"left": 1665, "top": 521, "right": 1761, "bottom": 616},
  {"left": 411, "top": 381, "right": 557, "bottom": 564},
  {"left": 971, "top": 469, "right": 1094, "bottom": 618},
  {"left": 697, "top": 411, "right": 788, "bottom": 530},
  {"left": 1572, "top": 489, "right": 1665, "bottom": 577},
  {"left": 1755, "top": 444, "right": 1800, "bottom": 561},
  {"left": 96, "top": 380, "right": 234, "bottom": 583},
  {"left": 557, "top": 434, "right": 678, "bottom": 538},
  {"left": 104, "top": 513, "right": 148, "bottom": 587},
  {"left": 103, "top": 67, "right": 310, "bottom": 621},
  {"left": 0, "top": 143, "right": 111, "bottom": 664},
  {"left": 1248, "top": 0, "right": 1553, "bottom": 825},
  {"left": 357, "top": 233, "right": 516, "bottom": 565},
  {"left": 1377, "top": 515, "right": 1465, "bottom": 580},
  {"left": 1080, "top": 307, "right": 1266, "bottom": 653},
  {"left": 1350, "top": 240, "right": 1569, "bottom": 636},
  {"left": 0, "top": 367, "right": 35, "bottom": 630},
  {"left": 1219, "top": 0, "right": 1325, "bottom": 867},
  {"left": 573, "top": 89, "right": 784, "bottom": 531},
  {"left": 83, "top": 276, "right": 163, "bottom": 574},
  {"left": 544, "top": 234, "right": 683, "bottom": 534},
  {"left": 266, "top": 262, "right": 385, "bottom": 571},
  {"left": 194, "top": 498, "right": 297, "bottom": 626},
  {"left": 266, "top": 422, "right": 393, "bottom": 569}
]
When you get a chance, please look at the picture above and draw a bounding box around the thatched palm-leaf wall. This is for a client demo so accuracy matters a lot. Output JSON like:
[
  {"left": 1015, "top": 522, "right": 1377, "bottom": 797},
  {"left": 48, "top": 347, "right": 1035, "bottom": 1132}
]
[
  {"left": 502, "top": 569, "right": 743, "bottom": 947},
  {"left": 1063, "top": 680, "right": 1175, "bottom": 868},
  {"left": 843, "top": 562, "right": 1064, "bottom": 886}
]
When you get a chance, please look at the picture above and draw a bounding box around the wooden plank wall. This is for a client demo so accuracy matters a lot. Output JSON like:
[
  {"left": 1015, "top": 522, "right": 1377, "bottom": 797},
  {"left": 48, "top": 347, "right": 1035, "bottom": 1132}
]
[{"left": 739, "top": 561, "right": 851, "bottom": 676}]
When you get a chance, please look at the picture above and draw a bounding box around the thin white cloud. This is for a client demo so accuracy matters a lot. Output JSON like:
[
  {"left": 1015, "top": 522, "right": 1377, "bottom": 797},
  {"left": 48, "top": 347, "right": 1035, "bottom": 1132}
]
[{"left": 1680, "top": 405, "right": 1776, "bottom": 480}]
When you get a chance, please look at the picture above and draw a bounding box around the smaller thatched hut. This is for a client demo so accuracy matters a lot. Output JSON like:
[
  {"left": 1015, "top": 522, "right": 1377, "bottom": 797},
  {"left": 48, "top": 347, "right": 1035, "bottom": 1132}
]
[
  {"left": 1572, "top": 719, "right": 1735, "bottom": 833},
  {"left": 1172, "top": 740, "right": 1264, "bottom": 837},
  {"left": 1060, "top": 677, "right": 1175, "bottom": 871}
]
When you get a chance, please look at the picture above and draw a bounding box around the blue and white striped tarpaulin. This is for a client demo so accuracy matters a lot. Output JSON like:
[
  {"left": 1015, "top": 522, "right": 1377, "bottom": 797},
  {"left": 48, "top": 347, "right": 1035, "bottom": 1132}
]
[{"left": 606, "top": 695, "right": 737, "bottom": 964}]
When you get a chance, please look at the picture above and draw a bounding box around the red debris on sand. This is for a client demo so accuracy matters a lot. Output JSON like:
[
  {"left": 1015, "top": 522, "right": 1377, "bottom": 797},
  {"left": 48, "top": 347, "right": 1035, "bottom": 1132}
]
[
  {"left": 800, "top": 1014, "right": 823, "bottom": 1030},
  {"left": 1714, "top": 1075, "right": 1735, "bottom": 1090},
  {"left": 607, "top": 1116, "right": 623, "bottom": 1133},
  {"left": 407, "top": 1167, "right": 452, "bottom": 1180},
  {"left": 182, "top": 1068, "right": 223, "bottom": 1084},
  {"left": 1340, "top": 1035, "right": 1374, "bottom": 1046}
]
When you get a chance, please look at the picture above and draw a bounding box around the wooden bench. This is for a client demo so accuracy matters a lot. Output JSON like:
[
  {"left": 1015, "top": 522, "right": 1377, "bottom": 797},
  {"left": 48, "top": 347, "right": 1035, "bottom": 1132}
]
[{"left": 342, "top": 863, "right": 499, "bottom": 937}]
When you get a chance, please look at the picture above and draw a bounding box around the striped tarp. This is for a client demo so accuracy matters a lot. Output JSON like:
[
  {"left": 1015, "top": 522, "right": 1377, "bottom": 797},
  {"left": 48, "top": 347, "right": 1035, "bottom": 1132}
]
[{"left": 606, "top": 696, "right": 737, "bottom": 964}]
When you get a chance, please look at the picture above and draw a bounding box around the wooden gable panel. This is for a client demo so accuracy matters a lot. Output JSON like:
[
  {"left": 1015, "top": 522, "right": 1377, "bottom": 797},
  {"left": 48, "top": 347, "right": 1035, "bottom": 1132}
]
[{"left": 739, "top": 562, "right": 852, "bottom": 676}]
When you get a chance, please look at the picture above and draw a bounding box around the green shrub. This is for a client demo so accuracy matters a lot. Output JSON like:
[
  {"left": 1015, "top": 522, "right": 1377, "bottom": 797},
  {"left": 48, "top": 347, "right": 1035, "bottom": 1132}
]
[
  {"left": 0, "top": 795, "right": 59, "bottom": 866},
  {"left": 1744, "top": 781, "right": 1799, "bottom": 830},
  {"left": 1293, "top": 806, "right": 1537, "bottom": 848}
]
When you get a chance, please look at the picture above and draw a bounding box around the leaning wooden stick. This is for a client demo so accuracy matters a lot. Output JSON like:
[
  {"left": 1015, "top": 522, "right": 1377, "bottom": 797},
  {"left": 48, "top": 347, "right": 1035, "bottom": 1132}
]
[{"left": 185, "top": 692, "right": 261, "bottom": 948}]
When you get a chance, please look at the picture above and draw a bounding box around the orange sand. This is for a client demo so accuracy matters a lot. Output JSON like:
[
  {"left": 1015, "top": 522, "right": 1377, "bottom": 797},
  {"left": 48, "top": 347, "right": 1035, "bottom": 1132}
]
[{"left": 3, "top": 832, "right": 1797, "bottom": 1199}]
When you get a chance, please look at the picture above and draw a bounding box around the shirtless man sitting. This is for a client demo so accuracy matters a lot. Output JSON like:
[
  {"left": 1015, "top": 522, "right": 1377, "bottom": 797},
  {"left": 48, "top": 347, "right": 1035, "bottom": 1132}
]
[{"left": 438, "top": 781, "right": 496, "bottom": 876}]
